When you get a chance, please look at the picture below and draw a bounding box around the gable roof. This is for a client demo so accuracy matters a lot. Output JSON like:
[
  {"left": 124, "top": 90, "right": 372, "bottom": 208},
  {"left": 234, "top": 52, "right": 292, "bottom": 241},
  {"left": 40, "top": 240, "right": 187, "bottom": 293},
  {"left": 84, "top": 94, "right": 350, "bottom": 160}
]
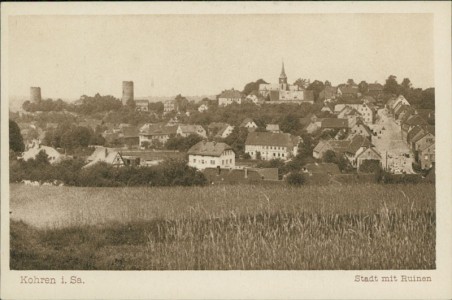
[
  {"left": 188, "top": 141, "right": 233, "bottom": 157},
  {"left": 367, "top": 83, "right": 383, "bottom": 91},
  {"left": 321, "top": 118, "right": 349, "bottom": 129},
  {"left": 266, "top": 124, "right": 280, "bottom": 131},
  {"left": 404, "top": 114, "right": 428, "bottom": 127},
  {"left": 356, "top": 146, "right": 382, "bottom": 159},
  {"left": 240, "top": 118, "right": 256, "bottom": 127},
  {"left": 219, "top": 89, "right": 244, "bottom": 99},
  {"left": 140, "top": 123, "right": 178, "bottom": 136},
  {"left": 352, "top": 121, "right": 372, "bottom": 136},
  {"left": 215, "top": 124, "right": 233, "bottom": 137},
  {"left": 178, "top": 124, "right": 205, "bottom": 134},
  {"left": 245, "top": 132, "right": 300, "bottom": 148},
  {"left": 85, "top": 146, "right": 124, "bottom": 167},
  {"left": 346, "top": 135, "right": 372, "bottom": 154}
]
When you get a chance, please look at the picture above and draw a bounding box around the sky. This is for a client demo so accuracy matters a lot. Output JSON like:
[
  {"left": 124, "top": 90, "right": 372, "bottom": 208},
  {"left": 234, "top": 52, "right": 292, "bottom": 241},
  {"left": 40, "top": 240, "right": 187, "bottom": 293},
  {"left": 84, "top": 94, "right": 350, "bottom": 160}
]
[{"left": 8, "top": 14, "right": 434, "bottom": 101}]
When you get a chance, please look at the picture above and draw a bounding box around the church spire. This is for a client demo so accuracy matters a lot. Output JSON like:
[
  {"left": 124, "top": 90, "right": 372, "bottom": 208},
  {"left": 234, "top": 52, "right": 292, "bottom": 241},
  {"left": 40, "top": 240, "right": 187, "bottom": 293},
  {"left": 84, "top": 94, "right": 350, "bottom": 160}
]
[{"left": 280, "top": 60, "right": 287, "bottom": 79}]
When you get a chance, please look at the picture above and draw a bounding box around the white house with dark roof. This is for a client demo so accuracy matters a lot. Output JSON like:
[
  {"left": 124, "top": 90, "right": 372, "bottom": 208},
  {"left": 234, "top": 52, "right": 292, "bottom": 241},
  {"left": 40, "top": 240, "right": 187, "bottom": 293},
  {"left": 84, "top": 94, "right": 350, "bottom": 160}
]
[
  {"left": 176, "top": 124, "right": 207, "bottom": 138},
  {"left": 245, "top": 132, "right": 301, "bottom": 161},
  {"left": 240, "top": 118, "right": 258, "bottom": 130},
  {"left": 84, "top": 146, "right": 125, "bottom": 168},
  {"left": 188, "top": 141, "right": 235, "bottom": 170},
  {"left": 218, "top": 89, "right": 244, "bottom": 106}
]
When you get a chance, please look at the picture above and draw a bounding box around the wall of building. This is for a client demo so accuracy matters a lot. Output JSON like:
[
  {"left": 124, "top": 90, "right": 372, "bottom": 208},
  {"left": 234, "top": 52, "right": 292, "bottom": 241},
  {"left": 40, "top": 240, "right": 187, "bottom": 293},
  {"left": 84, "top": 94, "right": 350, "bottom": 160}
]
[
  {"left": 245, "top": 145, "right": 291, "bottom": 161},
  {"left": 188, "top": 151, "right": 235, "bottom": 170},
  {"left": 219, "top": 97, "right": 242, "bottom": 106},
  {"left": 30, "top": 87, "right": 42, "bottom": 103}
]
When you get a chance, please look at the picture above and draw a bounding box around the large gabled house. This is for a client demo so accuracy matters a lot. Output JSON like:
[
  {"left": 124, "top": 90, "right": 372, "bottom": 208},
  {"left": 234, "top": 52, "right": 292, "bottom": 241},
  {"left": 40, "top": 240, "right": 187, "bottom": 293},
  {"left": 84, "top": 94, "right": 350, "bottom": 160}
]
[
  {"left": 401, "top": 114, "right": 428, "bottom": 141},
  {"left": 139, "top": 123, "right": 178, "bottom": 148},
  {"left": 218, "top": 89, "right": 244, "bottom": 106},
  {"left": 367, "top": 83, "right": 384, "bottom": 98},
  {"left": 417, "top": 142, "right": 435, "bottom": 170},
  {"left": 245, "top": 132, "right": 301, "bottom": 161},
  {"left": 188, "top": 141, "right": 235, "bottom": 170},
  {"left": 176, "top": 124, "right": 207, "bottom": 138}
]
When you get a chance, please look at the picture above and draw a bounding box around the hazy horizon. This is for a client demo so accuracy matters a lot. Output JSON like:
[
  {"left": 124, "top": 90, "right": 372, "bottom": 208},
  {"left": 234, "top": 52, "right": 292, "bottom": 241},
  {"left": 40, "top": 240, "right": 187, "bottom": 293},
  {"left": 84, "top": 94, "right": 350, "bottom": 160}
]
[{"left": 9, "top": 14, "right": 434, "bottom": 101}]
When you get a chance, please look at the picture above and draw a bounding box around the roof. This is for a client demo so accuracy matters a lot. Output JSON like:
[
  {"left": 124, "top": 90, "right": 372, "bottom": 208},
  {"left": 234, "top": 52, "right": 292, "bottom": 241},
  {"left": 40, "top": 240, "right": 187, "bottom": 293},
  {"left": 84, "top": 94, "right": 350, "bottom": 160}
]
[
  {"left": 85, "top": 147, "right": 123, "bottom": 167},
  {"left": 356, "top": 147, "right": 382, "bottom": 159},
  {"left": 219, "top": 89, "right": 244, "bottom": 99},
  {"left": 121, "top": 150, "right": 184, "bottom": 161},
  {"left": 140, "top": 123, "right": 178, "bottom": 136},
  {"left": 346, "top": 135, "right": 372, "bottom": 154},
  {"left": 178, "top": 124, "right": 205, "bottom": 134},
  {"left": 266, "top": 124, "right": 280, "bottom": 131},
  {"left": 352, "top": 121, "right": 373, "bottom": 136},
  {"left": 245, "top": 132, "right": 300, "bottom": 148},
  {"left": 280, "top": 62, "right": 287, "bottom": 79},
  {"left": 22, "top": 145, "right": 62, "bottom": 162},
  {"left": 404, "top": 115, "right": 428, "bottom": 127},
  {"left": 304, "top": 163, "right": 341, "bottom": 175},
  {"left": 361, "top": 96, "right": 376, "bottom": 103},
  {"left": 240, "top": 118, "right": 256, "bottom": 127},
  {"left": 416, "top": 109, "right": 434, "bottom": 122},
  {"left": 367, "top": 83, "right": 383, "bottom": 91},
  {"left": 215, "top": 124, "right": 233, "bottom": 137},
  {"left": 407, "top": 125, "right": 425, "bottom": 142},
  {"left": 187, "top": 141, "right": 233, "bottom": 157},
  {"left": 321, "top": 118, "right": 349, "bottom": 129},
  {"left": 339, "top": 86, "right": 359, "bottom": 95}
]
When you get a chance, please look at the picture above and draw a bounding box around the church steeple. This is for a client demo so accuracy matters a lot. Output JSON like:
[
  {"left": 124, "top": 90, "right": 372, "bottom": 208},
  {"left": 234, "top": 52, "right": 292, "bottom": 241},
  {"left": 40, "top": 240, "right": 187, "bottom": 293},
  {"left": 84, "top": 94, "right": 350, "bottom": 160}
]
[
  {"left": 279, "top": 60, "right": 288, "bottom": 89},
  {"left": 280, "top": 61, "right": 287, "bottom": 80}
]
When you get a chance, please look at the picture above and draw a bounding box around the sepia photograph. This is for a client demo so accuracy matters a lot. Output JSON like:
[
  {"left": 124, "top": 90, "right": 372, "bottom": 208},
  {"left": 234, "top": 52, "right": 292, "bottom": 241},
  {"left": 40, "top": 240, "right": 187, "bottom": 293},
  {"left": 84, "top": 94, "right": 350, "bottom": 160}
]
[{"left": 1, "top": 2, "right": 451, "bottom": 299}]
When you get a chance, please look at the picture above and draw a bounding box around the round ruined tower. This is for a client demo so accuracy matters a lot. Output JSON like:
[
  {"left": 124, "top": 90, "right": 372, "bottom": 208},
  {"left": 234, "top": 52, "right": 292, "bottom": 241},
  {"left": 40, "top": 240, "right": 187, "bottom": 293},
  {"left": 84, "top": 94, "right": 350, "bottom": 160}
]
[
  {"left": 122, "top": 81, "right": 134, "bottom": 106},
  {"left": 30, "top": 87, "right": 42, "bottom": 103}
]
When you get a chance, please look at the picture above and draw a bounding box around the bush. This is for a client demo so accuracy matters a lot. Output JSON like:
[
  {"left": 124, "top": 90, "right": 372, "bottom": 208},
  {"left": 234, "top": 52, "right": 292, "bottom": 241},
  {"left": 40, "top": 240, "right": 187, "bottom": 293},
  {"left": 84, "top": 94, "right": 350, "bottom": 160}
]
[{"left": 286, "top": 172, "right": 306, "bottom": 186}]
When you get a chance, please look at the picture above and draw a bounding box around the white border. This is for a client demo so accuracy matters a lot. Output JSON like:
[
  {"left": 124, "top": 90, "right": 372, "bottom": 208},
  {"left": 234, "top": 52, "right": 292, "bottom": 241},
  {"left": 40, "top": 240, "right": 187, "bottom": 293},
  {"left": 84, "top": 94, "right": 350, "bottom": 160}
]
[{"left": 1, "top": 2, "right": 451, "bottom": 299}]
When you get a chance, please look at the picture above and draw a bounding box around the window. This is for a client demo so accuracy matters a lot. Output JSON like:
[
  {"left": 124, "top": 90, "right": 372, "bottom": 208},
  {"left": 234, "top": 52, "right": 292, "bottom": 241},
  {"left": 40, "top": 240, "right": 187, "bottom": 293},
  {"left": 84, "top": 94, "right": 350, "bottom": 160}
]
[
  {"left": 211, "top": 160, "right": 215, "bottom": 165},
  {"left": 193, "top": 159, "right": 196, "bottom": 163},
  {"left": 282, "top": 153, "right": 285, "bottom": 157},
  {"left": 222, "top": 160, "right": 224, "bottom": 165},
  {"left": 273, "top": 153, "right": 276, "bottom": 157}
]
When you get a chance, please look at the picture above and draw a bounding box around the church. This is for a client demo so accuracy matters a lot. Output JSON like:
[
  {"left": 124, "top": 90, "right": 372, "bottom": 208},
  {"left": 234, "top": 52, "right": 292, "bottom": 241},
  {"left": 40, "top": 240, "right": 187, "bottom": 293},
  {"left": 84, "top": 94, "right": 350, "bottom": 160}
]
[{"left": 259, "top": 63, "right": 314, "bottom": 103}]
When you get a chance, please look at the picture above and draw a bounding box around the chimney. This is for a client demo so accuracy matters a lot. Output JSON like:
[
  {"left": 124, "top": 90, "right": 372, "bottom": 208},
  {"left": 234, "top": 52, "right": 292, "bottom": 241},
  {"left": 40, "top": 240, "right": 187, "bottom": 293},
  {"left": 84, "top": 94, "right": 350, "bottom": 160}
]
[{"left": 244, "top": 168, "right": 248, "bottom": 179}]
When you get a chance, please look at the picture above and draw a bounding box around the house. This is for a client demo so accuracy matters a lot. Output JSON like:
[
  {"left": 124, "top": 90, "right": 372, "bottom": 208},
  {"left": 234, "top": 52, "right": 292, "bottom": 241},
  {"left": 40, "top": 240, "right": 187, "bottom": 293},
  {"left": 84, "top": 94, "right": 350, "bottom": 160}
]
[
  {"left": 245, "top": 91, "right": 265, "bottom": 105},
  {"left": 312, "top": 139, "right": 349, "bottom": 159},
  {"left": 417, "top": 143, "right": 435, "bottom": 170},
  {"left": 84, "top": 146, "right": 125, "bottom": 168},
  {"left": 361, "top": 95, "right": 377, "bottom": 105},
  {"left": 321, "top": 103, "right": 335, "bottom": 114},
  {"left": 163, "top": 100, "right": 176, "bottom": 114},
  {"left": 356, "top": 103, "right": 376, "bottom": 124},
  {"left": 139, "top": 123, "right": 178, "bottom": 148},
  {"left": 176, "top": 124, "right": 207, "bottom": 138},
  {"left": 135, "top": 99, "right": 149, "bottom": 112},
  {"left": 337, "top": 85, "right": 359, "bottom": 99},
  {"left": 21, "top": 144, "right": 63, "bottom": 164},
  {"left": 367, "top": 83, "right": 384, "bottom": 98},
  {"left": 266, "top": 124, "right": 281, "bottom": 133},
  {"left": 188, "top": 141, "right": 235, "bottom": 170},
  {"left": 392, "top": 95, "right": 410, "bottom": 115},
  {"left": 245, "top": 132, "right": 301, "bottom": 161},
  {"left": 349, "top": 121, "right": 373, "bottom": 139},
  {"left": 321, "top": 118, "right": 349, "bottom": 130},
  {"left": 215, "top": 124, "right": 235, "bottom": 139},
  {"left": 218, "top": 89, "right": 244, "bottom": 106},
  {"left": 412, "top": 129, "right": 435, "bottom": 153},
  {"left": 319, "top": 86, "right": 338, "bottom": 102},
  {"left": 240, "top": 118, "right": 258, "bottom": 130},
  {"left": 343, "top": 135, "right": 374, "bottom": 168},
  {"left": 401, "top": 115, "right": 427, "bottom": 141},
  {"left": 121, "top": 150, "right": 184, "bottom": 167},
  {"left": 355, "top": 147, "right": 382, "bottom": 170},
  {"left": 415, "top": 109, "right": 435, "bottom": 124},
  {"left": 208, "top": 122, "right": 230, "bottom": 136},
  {"left": 198, "top": 104, "right": 208, "bottom": 113}
]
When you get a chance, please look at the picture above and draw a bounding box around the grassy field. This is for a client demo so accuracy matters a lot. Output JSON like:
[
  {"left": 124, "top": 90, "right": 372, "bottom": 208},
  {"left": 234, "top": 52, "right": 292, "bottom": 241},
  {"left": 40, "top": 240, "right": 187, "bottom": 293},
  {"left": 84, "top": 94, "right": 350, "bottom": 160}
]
[{"left": 10, "top": 183, "right": 435, "bottom": 270}]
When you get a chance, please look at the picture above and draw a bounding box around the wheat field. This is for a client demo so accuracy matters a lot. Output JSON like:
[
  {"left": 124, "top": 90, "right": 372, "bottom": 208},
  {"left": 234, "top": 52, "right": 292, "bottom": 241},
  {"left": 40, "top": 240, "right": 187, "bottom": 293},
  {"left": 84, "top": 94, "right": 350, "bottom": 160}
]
[{"left": 10, "top": 183, "right": 435, "bottom": 270}]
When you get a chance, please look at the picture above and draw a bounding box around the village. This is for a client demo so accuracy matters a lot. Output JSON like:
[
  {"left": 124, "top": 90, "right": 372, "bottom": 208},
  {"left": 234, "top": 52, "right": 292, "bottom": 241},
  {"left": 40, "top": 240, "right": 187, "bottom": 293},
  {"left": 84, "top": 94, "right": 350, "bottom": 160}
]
[{"left": 10, "top": 63, "right": 435, "bottom": 186}]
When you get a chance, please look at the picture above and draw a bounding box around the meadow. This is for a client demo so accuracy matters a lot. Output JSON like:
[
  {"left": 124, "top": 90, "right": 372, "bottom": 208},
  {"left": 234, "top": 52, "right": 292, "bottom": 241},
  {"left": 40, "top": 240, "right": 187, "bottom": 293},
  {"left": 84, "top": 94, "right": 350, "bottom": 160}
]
[{"left": 10, "top": 183, "right": 435, "bottom": 270}]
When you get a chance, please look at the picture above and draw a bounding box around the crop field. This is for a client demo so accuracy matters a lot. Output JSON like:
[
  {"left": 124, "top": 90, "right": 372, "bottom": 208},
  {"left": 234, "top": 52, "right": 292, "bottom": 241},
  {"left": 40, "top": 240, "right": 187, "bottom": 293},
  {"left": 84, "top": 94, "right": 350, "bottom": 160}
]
[{"left": 10, "top": 183, "right": 435, "bottom": 270}]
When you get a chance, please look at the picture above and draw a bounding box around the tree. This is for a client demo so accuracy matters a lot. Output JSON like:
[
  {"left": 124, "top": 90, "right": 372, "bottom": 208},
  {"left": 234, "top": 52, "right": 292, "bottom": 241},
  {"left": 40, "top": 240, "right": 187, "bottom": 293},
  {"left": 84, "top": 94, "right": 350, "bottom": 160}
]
[
  {"left": 323, "top": 150, "right": 337, "bottom": 163},
  {"left": 279, "top": 114, "right": 301, "bottom": 134},
  {"left": 401, "top": 78, "right": 412, "bottom": 90},
  {"left": 347, "top": 79, "right": 356, "bottom": 86},
  {"left": 324, "top": 80, "right": 331, "bottom": 87},
  {"left": 359, "top": 159, "right": 381, "bottom": 173},
  {"left": 286, "top": 172, "right": 306, "bottom": 186},
  {"left": 9, "top": 120, "right": 25, "bottom": 153},
  {"left": 358, "top": 81, "right": 368, "bottom": 94},
  {"left": 294, "top": 78, "right": 310, "bottom": 89},
  {"left": 383, "top": 75, "right": 400, "bottom": 95},
  {"left": 242, "top": 79, "right": 268, "bottom": 95},
  {"left": 306, "top": 80, "right": 325, "bottom": 102}
]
